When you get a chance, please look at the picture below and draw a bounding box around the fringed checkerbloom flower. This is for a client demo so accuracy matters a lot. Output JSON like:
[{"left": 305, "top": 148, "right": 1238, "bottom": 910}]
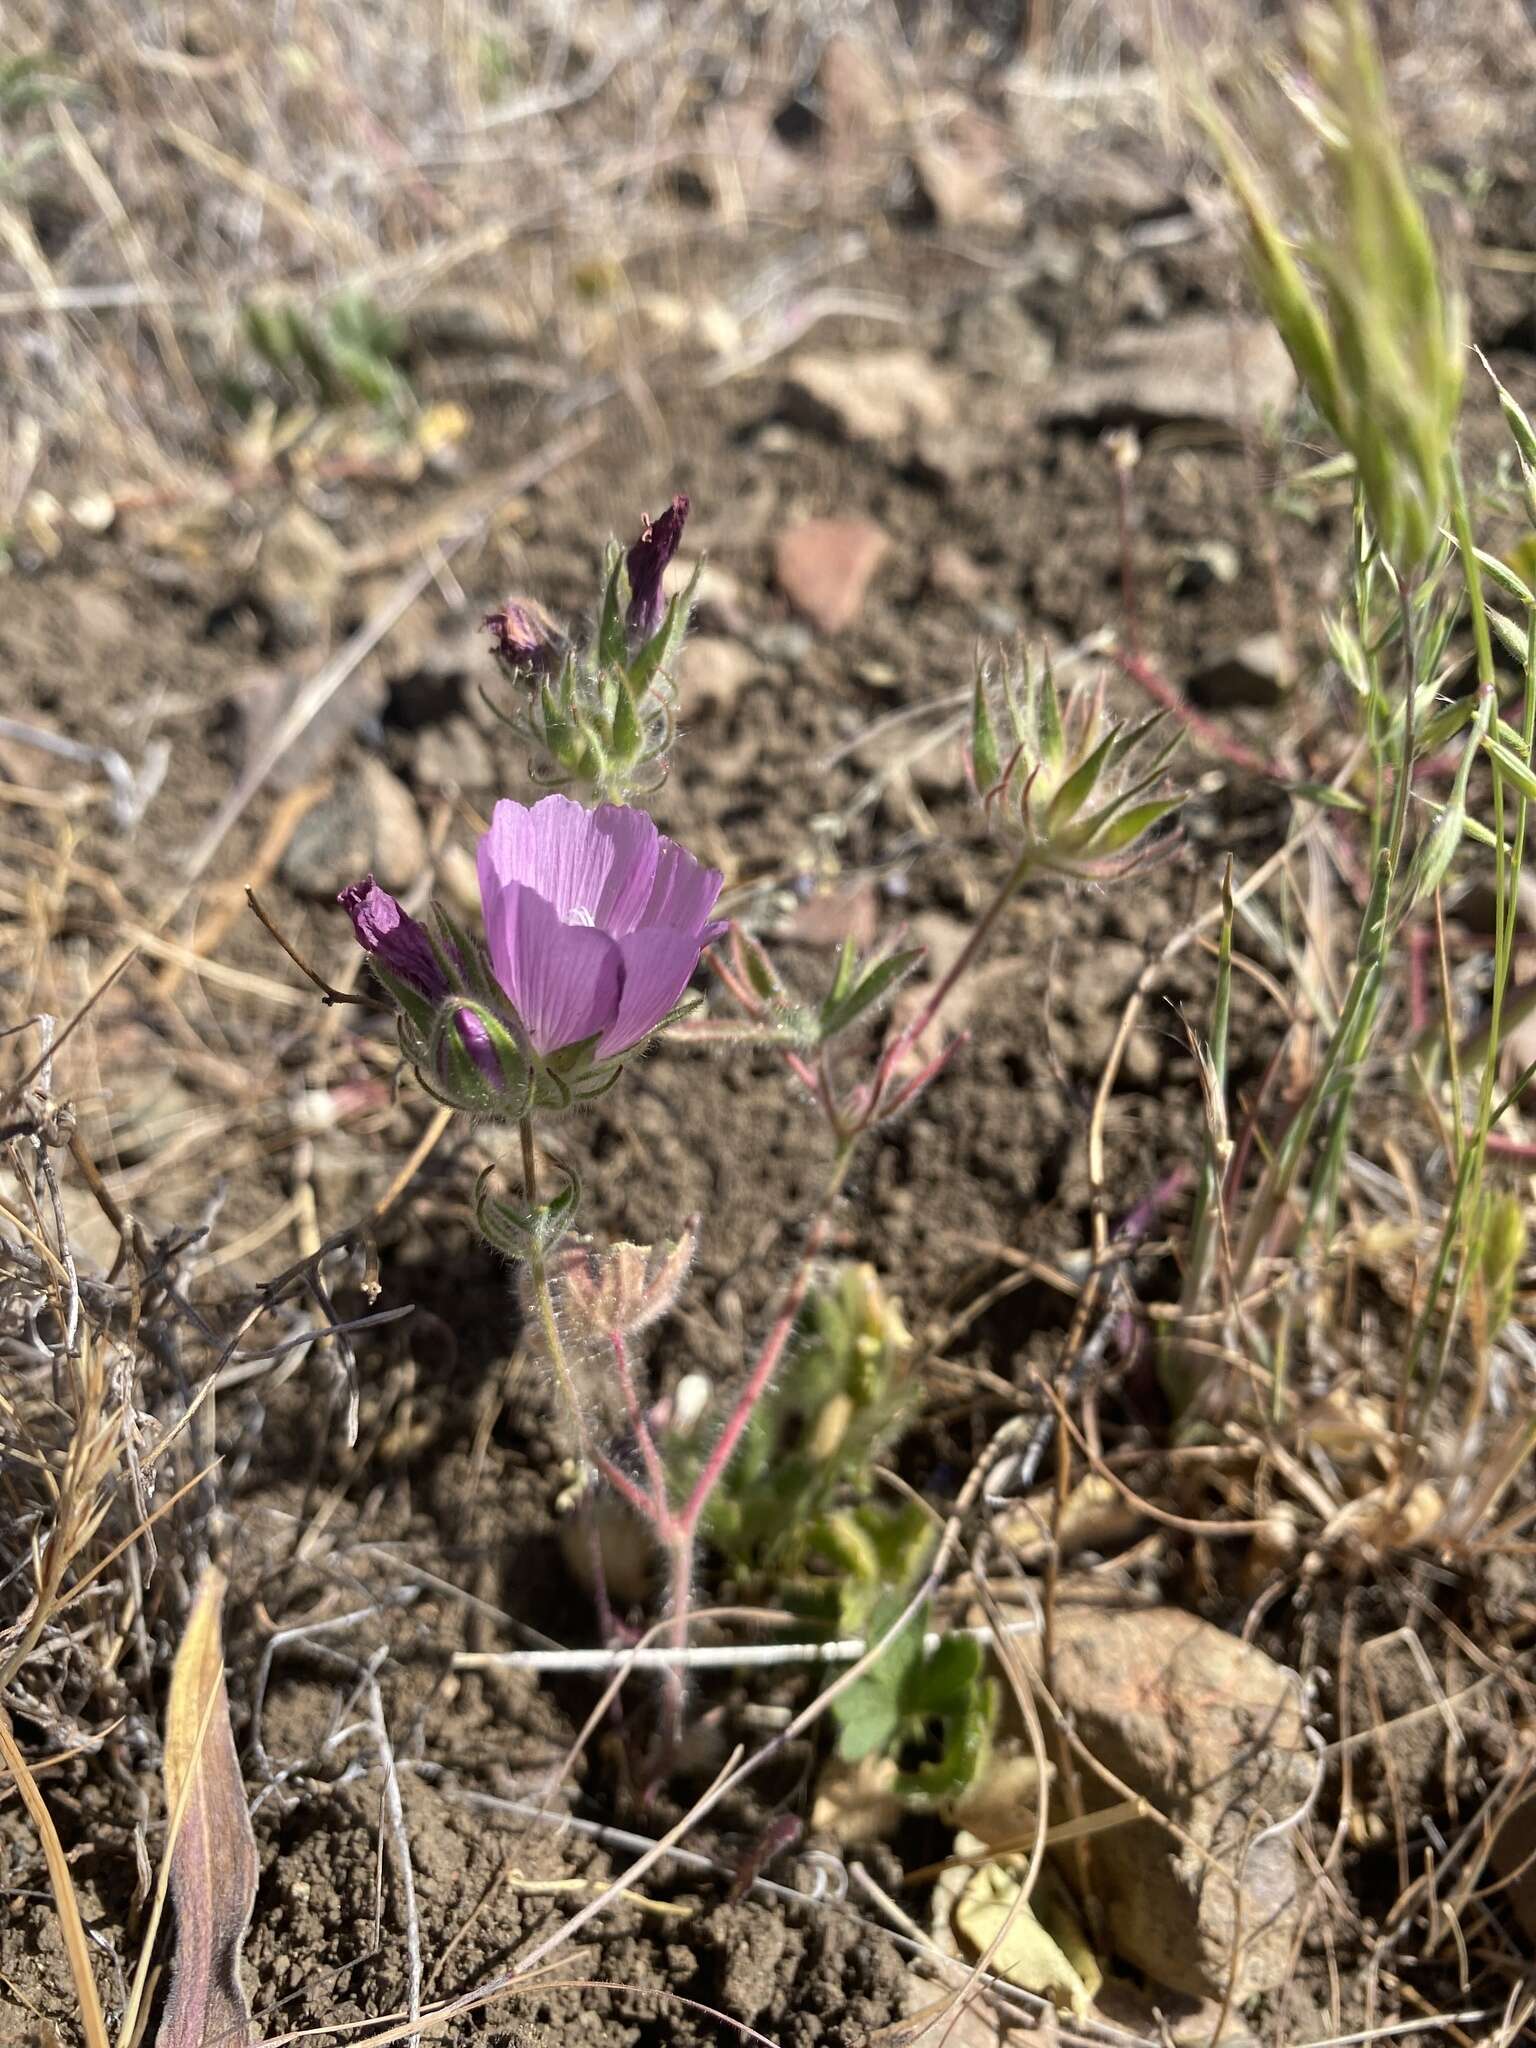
[
  {"left": 340, "top": 795, "right": 724, "bottom": 1114},
  {"left": 476, "top": 794, "right": 724, "bottom": 1060}
]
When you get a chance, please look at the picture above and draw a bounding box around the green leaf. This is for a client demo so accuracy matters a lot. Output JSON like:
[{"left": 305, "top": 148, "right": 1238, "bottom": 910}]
[
  {"left": 903, "top": 1633, "right": 982, "bottom": 1716},
  {"left": 1289, "top": 781, "right": 1369, "bottom": 812},
  {"left": 827, "top": 936, "right": 858, "bottom": 1009},
  {"left": 739, "top": 932, "right": 781, "bottom": 1002},
  {"left": 329, "top": 340, "right": 402, "bottom": 409},
  {"left": 898, "top": 1677, "right": 997, "bottom": 1802},
  {"left": 832, "top": 1601, "right": 925, "bottom": 1762},
  {"left": 1484, "top": 734, "right": 1536, "bottom": 802},
  {"left": 818, "top": 948, "right": 923, "bottom": 1041}
]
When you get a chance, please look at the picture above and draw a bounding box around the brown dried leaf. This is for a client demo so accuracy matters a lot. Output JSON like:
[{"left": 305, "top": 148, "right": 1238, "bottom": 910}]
[{"left": 157, "top": 1565, "right": 257, "bottom": 2048}]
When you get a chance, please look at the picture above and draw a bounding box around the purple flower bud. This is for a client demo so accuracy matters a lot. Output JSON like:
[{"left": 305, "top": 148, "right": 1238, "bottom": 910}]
[
  {"left": 338, "top": 877, "right": 449, "bottom": 997},
  {"left": 339, "top": 876, "right": 498, "bottom": 1080},
  {"left": 484, "top": 598, "right": 560, "bottom": 679},
  {"left": 624, "top": 492, "right": 689, "bottom": 647}
]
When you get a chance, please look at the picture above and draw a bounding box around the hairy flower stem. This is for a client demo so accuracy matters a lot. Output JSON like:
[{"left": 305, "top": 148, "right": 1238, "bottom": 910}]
[{"left": 517, "top": 1111, "right": 620, "bottom": 1640}]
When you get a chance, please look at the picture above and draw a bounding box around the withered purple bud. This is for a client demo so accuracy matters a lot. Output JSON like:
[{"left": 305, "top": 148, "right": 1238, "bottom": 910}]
[
  {"left": 484, "top": 598, "right": 559, "bottom": 678},
  {"left": 624, "top": 492, "right": 689, "bottom": 646}
]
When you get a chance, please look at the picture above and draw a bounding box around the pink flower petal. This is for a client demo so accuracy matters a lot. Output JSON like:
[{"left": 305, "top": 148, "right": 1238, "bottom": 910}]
[
  {"left": 482, "top": 880, "right": 622, "bottom": 1056},
  {"left": 478, "top": 796, "right": 659, "bottom": 933},
  {"left": 638, "top": 836, "right": 724, "bottom": 936},
  {"left": 597, "top": 928, "right": 710, "bottom": 1057}
]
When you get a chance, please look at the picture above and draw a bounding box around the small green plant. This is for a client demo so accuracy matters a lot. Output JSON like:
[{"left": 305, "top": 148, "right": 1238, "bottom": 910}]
[
  {"left": 671, "top": 1264, "right": 999, "bottom": 1799},
  {"left": 236, "top": 289, "right": 412, "bottom": 420},
  {"left": 969, "top": 648, "right": 1183, "bottom": 881},
  {"left": 689, "top": 1263, "right": 917, "bottom": 1582},
  {"left": 830, "top": 1591, "right": 997, "bottom": 1803},
  {"left": 0, "top": 53, "right": 78, "bottom": 199}
]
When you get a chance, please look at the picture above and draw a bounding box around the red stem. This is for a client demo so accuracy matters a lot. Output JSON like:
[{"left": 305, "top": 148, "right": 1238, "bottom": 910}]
[
  {"left": 678, "top": 1197, "right": 841, "bottom": 1534},
  {"left": 1111, "top": 645, "right": 1279, "bottom": 781},
  {"left": 610, "top": 1329, "right": 670, "bottom": 1517}
]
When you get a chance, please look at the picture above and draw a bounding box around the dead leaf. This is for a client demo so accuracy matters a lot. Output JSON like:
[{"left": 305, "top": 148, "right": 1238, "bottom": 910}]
[
  {"left": 997, "top": 1473, "right": 1145, "bottom": 1567},
  {"left": 946, "top": 1832, "right": 1101, "bottom": 2018},
  {"left": 158, "top": 1565, "right": 258, "bottom": 2048}
]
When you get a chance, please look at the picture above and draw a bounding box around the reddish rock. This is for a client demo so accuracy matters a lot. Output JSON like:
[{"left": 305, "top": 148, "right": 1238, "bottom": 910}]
[
  {"left": 774, "top": 517, "right": 891, "bottom": 635},
  {"left": 926, "top": 542, "right": 990, "bottom": 602}
]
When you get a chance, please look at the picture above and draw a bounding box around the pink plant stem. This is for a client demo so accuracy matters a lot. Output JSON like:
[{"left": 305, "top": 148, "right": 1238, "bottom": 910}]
[
  {"left": 678, "top": 1159, "right": 850, "bottom": 1535},
  {"left": 663, "top": 1525, "right": 695, "bottom": 1750},
  {"left": 610, "top": 1330, "right": 670, "bottom": 1516},
  {"left": 1111, "top": 645, "right": 1279, "bottom": 780},
  {"left": 870, "top": 842, "right": 1036, "bottom": 1111},
  {"left": 592, "top": 1445, "right": 659, "bottom": 1525}
]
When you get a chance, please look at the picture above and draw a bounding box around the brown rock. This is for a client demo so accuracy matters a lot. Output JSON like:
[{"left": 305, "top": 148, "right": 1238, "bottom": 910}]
[
  {"left": 280, "top": 757, "right": 426, "bottom": 899},
  {"left": 774, "top": 517, "right": 891, "bottom": 634},
  {"left": 678, "top": 635, "right": 763, "bottom": 715},
  {"left": 784, "top": 348, "right": 955, "bottom": 446},
  {"left": 1046, "top": 318, "right": 1297, "bottom": 435},
  {"left": 251, "top": 502, "right": 347, "bottom": 649},
  {"left": 907, "top": 143, "right": 1020, "bottom": 230},
  {"left": 411, "top": 715, "right": 493, "bottom": 791},
  {"left": 816, "top": 34, "right": 901, "bottom": 147},
  {"left": 363, "top": 759, "right": 429, "bottom": 891},
  {"left": 1039, "top": 1605, "right": 1309, "bottom": 2000}
]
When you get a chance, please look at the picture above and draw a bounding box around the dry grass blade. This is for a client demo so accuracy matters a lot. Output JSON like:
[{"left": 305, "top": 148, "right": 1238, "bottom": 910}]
[
  {"left": 135, "top": 1565, "right": 258, "bottom": 2048},
  {"left": 0, "top": 1708, "right": 112, "bottom": 2048}
]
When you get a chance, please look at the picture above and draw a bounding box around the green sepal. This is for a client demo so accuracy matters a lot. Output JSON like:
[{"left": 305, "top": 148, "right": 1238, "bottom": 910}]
[
  {"left": 627, "top": 559, "right": 701, "bottom": 695},
  {"left": 1045, "top": 728, "right": 1115, "bottom": 833},
  {"left": 1081, "top": 792, "right": 1184, "bottom": 857},
  {"left": 596, "top": 544, "right": 627, "bottom": 668},
  {"left": 473, "top": 1154, "right": 582, "bottom": 1259},
  {"left": 1038, "top": 657, "right": 1065, "bottom": 772},
  {"left": 970, "top": 666, "right": 1001, "bottom": 794},
  {"left": 611, "top": 672, "right": 643, "bottom": 768}
]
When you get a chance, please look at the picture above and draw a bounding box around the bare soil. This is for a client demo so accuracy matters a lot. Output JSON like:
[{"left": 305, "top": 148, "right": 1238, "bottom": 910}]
[{"left": 4, "top": 12, "right": 1536, "bottom": 2047}]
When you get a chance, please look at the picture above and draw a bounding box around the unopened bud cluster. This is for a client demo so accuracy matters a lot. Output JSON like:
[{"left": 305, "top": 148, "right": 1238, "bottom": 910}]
[
  {"left": 969, "top": 649, "right": 1182, "bottom": 879},
  {"left": 484, "top": 495, "right": 696, "bottom": 802}
]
